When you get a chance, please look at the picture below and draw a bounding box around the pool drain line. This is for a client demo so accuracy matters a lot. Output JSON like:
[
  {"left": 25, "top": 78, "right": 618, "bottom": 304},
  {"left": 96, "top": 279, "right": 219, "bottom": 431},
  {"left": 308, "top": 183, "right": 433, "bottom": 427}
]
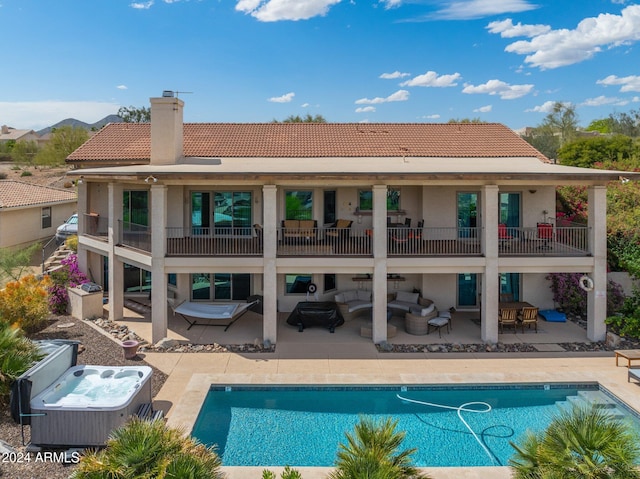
[{"left": 396, "top": 394, "right": 499, "bottom": 466}]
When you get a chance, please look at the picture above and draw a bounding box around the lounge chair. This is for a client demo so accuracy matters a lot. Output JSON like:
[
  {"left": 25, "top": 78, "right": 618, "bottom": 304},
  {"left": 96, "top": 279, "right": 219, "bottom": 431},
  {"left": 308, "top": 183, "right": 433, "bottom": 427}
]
[
  {"left": 629, "top": 368, "right": 640, "bottom": 383},
  {"left": 170, "top": 299, "right": 258, "bottom": 330}
]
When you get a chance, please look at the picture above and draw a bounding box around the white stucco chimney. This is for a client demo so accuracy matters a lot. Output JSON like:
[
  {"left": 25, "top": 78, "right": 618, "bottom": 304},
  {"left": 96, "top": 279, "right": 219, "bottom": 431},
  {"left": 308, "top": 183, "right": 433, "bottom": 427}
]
[{"left": 150, "top": 94, "right": 184, "bottom": 165}]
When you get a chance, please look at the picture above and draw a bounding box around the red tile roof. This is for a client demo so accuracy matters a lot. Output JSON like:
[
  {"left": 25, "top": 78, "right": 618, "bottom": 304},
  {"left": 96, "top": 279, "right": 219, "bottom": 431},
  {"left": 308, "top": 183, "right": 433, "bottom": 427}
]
[
  {"left": 67, "top": 122, "right": 549, "bottom": 163},
  {"left": 0, "top": 180, "right": 77, "bottom": 209}
]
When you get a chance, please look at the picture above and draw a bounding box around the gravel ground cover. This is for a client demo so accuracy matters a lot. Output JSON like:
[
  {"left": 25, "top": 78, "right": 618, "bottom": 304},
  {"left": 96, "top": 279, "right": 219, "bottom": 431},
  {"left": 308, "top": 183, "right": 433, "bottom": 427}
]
[{"left": 0, "top": 316, "right": 168, "bottom": 479}]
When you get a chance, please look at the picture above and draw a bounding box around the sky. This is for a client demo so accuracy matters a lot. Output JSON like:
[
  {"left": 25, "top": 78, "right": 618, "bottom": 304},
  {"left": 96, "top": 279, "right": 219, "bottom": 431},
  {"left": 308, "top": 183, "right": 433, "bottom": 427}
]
[{"left": 1, "top": 0, "right": 640, "bottom": 132}]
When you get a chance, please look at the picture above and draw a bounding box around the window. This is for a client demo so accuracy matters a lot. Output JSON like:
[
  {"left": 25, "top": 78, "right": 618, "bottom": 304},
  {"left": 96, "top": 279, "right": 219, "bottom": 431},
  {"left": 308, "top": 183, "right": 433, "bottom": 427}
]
[
  {"left": 457, "top": 192, "right": 478, "bottom": 238},
  {"left": 190, "top": 273, "right": 251, "bottom": 301},
  {"left": 324, "top": 274, "right": 336, "bottom": 292},
  {"left": 499, "top": 192, "right": 520, "bottom": 227},
  {"left": 500, "top": 273, "right": 520, "bottom": 301},
  {"left": 285, "top": 274, "right": 312, "bottom": 294},
  {"left": 358, "top": 188, "right": 400, "bottom": 211},
  {"left": 323, "top": 190, "right": 336, "bottom": 225},
  {"left": 285, "top": 191, "right": 313, "bottom": 220},
  {"left": 168, "top": 274, "right": 177, "bottom": 286},
  {"left": 191, "top": 191, "right": 253, "bottom": 235},
  {"left": 41, "top": 207, "right": 52, "bottom": 229},
  {"left": 123, "top": 190, "right": 149, "bottom": 226}
]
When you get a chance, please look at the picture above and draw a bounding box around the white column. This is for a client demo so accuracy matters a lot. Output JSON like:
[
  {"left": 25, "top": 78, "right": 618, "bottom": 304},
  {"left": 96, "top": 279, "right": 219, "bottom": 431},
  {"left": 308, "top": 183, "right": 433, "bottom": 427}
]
[
  {"left": 262, "top": 185, "right": 278, "bottom": 344},
  {"left": 76, "top": 180, "right": 89, "bottom": 273},
  {"left": 372, "top": 185, "right": 388, "bottom": 344},
  {"left": 108, "top": 182, "right": 124, "bottom": 323},
  {"left": 588, "top": 185, "right": 607, "bottom": 341},
  {"left": 481, "top": 185, "right": 499, "bottom": 343},
  {"left": 150, "top": 184, "right": 168, "bottom": 343}
]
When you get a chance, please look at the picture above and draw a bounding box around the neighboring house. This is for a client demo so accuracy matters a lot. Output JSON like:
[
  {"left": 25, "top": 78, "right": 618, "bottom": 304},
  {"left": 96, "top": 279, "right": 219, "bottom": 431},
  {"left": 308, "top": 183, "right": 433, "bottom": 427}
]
[
  {"left": 66, "top": 94, "right": 637, "bottom": 345},
  {"left": 0, "top": 125, "right": 40, "bottom": 144},
  {"left": 0, "top": 180, "right": 77, "bottom": 249}
]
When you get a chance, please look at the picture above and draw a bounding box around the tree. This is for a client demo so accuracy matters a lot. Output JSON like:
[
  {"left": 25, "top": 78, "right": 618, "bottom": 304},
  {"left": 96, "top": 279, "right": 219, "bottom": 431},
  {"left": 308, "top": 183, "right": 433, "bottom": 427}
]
[
  {"left": 447, "top": 117, "right": 487, "bottom": 123},
  {"left": 34, "top": 126, "right": 89, "bottom": 166},
  {"left": 524, "top": 102, "right": 579, "bottom": 160},
  {"left": 272, "top": 114, "right": 327, "bottom": 123},
  {"left": 608, "top": 108, "right": 640, "bottom": 137},
  {"left": 557, "top": 135, "right": 635, "bottom": 168},
  {"left": 10, "top": 140, "right": 40, "bottom": 167},
  {"left": 329, "top": 416, "right": 430, "bottom": 479},
  {"left": 586, "top": 118, "right": 614, "bottom": 134},
  {"left": 118, "top": 105, "right": 151, "bottom": 123},
  {"left": 510, "top": 405, "right": 640, "bottom": 479}
]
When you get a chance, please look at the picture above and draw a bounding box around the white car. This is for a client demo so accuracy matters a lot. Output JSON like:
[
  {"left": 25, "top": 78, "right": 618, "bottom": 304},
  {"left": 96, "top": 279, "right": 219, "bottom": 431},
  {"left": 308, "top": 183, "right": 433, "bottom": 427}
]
[{"left": 56, "top": 214, "right": 78, "bottom": 243}]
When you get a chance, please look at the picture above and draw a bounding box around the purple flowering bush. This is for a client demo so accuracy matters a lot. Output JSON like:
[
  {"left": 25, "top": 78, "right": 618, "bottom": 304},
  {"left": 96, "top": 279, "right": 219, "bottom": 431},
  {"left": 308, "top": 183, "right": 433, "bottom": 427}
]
[
  {"left": 47, "top": 254, "right": 89, "bottom": 314},
  {"left": 546, "top": 272, "right": 624, "bottom": 317}
]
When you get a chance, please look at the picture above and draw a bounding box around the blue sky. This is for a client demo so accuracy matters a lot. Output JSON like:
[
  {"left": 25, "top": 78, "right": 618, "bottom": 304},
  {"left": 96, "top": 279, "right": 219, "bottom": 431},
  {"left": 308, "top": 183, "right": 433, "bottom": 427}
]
[{"left": 1, "top": 0, "right": 639, "bottom": 131}]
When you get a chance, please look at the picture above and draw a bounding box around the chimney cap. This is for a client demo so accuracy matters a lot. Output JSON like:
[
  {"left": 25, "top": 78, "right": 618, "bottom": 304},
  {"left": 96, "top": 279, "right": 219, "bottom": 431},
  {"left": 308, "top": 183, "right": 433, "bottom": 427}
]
[{"left": 162, "top": 90, "right": 174, "bottom": 98}]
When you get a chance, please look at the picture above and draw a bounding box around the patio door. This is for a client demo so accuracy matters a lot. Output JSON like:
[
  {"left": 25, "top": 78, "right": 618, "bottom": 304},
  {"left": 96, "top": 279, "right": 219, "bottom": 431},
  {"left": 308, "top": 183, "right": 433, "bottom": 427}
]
[
  {"left": 191, "top": 273, "right": 251, "bottom": 301},
  {"left": 457, "top": 273, "right": 478, "bottom": 308},
  {"left": 499, "top": 192, "right": 520, "bottom": 228},
  {"left": 457, "top": 192, "right": 478, "bottom": 238}
]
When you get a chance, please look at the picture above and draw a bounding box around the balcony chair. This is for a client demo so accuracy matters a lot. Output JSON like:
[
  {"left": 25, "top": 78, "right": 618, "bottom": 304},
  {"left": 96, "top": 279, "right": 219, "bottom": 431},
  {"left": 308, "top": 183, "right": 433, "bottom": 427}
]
[
  {"left": 537, "top": 223, "right": 553, "bottom": 250},
  {"left": 498, "top": 223, "right": 514, "bottom": 249},
  {"left": 325, "top": 219, "right": 352, "bottom": 253},
  {"left": 498, "top": 307, "right": 518, "bottom": 333},
  {"left": 519, "top": 306, "right": 539, "bottom": 333},
  {"left": 404, "top": 217, "right": 412, "bottom": 227}
]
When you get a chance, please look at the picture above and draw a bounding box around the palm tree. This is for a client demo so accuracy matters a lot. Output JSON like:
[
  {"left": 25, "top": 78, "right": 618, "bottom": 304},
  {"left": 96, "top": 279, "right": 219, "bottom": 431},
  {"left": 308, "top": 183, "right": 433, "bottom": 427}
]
[
  {"left": 71, "top": 417, "right": 223, "bottom": 479},
  {"left": 329, "top": 416, "right": 430, "bottom": 479},
  {"left": 510, "top": 404, "right": 640, "bottom": 479}
]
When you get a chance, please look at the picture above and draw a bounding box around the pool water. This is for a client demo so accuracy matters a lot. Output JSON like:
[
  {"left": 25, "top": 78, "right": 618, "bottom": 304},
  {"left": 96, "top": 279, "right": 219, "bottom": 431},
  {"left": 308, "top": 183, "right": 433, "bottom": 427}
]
[{"left": 191, "top": 384, "right": 640, "bottom": 467}]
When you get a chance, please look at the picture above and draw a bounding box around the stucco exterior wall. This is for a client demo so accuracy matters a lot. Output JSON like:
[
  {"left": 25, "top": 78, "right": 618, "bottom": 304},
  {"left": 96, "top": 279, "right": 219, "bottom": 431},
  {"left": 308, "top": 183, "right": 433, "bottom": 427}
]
[{"left": 0, "top": 202, "right": 76, "bottom": 249}]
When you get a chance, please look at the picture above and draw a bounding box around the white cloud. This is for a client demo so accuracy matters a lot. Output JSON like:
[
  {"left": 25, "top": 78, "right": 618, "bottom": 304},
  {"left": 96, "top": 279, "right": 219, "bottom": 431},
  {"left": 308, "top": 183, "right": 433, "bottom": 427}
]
[
  {"left": 633, "top": 96, "right": 640, "bottom": 102},
  {"left": 486, "top": 18, "right": 551, "bottom": 38},
  {"left": 580, "top": 95, "right": 628, "bottom": 107},
  {"left": 597, "top": 74, "right": 640, "bottom": 92},
  {"left": 422, "top": 114, "right": 441, "bottom": 119},
  {"left": 432, "top": 0, "right": 537, "bottom": 20},
  {"left": 499, "top": 5, "right": 640, "bottom": 69},
  {"left": 355, "top": 106, "right": 376, "bottom": 113},
  {"left": 379, "top": 71, "right": 410, "bottom": 79},
  {"left": 474, "top": 105, "right": 493, "bottom": 112},
  {"left": 379, "top": 0, "right": 402, "bottom": 9},
  {"left": 462, "top": 79, "right": 534, "bottom": 99},
  {"left": 0, "top": 100, "right": 121, "bottom": 130},
  {"left": 117, "top": 85, "right": 128, "bottom": 90},
  {"left": 525, "top": 100, "right": 567, "bottom": 113},
  {"left": 301, "top": 102, "right": 310, "bottom": 107},
  {"left": 130, "top": 1, "right": 154, "bottom": 9},
  {"left": 235, "top": 0, "right": 341, "bottom": 22},
  {"left": 355, "top": 89, "right": 409, "bottom": 104},
  {"left": 400, "top": 71, "right": 461, "bottom": 88},
  {"left": 268, "top": 92, "right": 295, "bottom": 103}
]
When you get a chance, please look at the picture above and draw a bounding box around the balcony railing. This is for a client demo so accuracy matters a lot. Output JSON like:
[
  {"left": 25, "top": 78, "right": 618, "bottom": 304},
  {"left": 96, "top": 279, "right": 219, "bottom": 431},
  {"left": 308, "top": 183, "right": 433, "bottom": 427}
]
[
  {"left": 83, "top": 213, "right": 108, "bottom": 239},
  {"left": 277, "top": 226, "right": 371, "bottom": 256},
  {"left": 498, "top": 226, "right": 590, "bottom": 256},
  {"left": 388, "top": 227, "right": 482, "bottom": 256},
  {"left": 119, "top": 221, "right": 151, "bottom": 252},
  {"left": 166, "top": 226, "right": 262, "bottom": 256}
]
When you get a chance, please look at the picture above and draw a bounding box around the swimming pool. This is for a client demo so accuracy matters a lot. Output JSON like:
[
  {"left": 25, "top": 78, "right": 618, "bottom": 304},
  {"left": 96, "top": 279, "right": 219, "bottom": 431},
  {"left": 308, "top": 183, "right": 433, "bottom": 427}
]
[{"left": 191, "top": 383, "right": 640, "bottom": 467}]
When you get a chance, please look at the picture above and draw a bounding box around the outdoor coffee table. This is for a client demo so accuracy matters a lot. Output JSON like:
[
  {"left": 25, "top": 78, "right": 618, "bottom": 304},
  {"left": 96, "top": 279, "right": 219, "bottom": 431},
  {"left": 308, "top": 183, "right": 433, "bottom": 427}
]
[{"left": 615, "top": 350, "right": 640, "bottom": 368}]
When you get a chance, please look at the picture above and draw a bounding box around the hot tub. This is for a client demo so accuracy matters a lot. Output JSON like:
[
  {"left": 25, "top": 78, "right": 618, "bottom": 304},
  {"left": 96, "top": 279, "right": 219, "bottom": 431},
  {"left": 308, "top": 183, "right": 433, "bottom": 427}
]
[{"left": 29, "top": 365, "right": 152, "bottom": 447}]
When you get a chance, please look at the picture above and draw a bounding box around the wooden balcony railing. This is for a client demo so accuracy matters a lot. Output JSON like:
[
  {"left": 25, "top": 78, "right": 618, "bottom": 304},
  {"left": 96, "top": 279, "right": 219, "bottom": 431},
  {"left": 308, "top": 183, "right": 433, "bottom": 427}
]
[{"left": 166, "top": 226, "right": 262, "bottom": 256}]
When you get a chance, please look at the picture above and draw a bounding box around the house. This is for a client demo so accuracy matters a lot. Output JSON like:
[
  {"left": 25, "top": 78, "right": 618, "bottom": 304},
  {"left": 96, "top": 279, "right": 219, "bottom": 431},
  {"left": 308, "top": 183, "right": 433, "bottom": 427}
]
[
  {"left": 0, "top": 125, "right": 40, "bottom": 144},
  {"left": 66, "top": 94, "right": 636, "bottom": 345},
  {"left": 0, "top": 180, "right": 77, "bottom": 249}
]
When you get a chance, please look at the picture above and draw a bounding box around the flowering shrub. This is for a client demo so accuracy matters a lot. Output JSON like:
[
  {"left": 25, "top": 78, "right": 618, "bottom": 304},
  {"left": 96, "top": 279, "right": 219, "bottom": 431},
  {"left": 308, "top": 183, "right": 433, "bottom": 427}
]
[
  {"left": 0, "top": 274, "right": 51, "bottom": 333},
  {"left": 546, "top": 272, "right": 625, "bottom": 317},
  {"left": 47, "top": 254, "right": 89, "bottom": 314}
]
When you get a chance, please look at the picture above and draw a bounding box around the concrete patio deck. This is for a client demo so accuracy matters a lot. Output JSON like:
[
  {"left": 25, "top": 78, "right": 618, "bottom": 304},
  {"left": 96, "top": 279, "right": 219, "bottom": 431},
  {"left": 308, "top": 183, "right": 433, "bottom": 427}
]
[{"left": 110, "top": 305, "right": 636, "bottom": 479}]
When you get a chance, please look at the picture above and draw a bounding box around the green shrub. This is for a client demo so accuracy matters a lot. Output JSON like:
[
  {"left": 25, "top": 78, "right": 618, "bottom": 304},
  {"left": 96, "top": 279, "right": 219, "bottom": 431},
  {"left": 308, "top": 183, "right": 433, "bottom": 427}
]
[
  {"left": 0, "top": 173, "right": 6, "bottom": 180},
  {"left": 262, "top": 466, "right": 303, "bottom": 479},
  {"left": 606, "top": 287, "right": 640, "bottom": 339},
  {"left": 510, "top": 405, "right": 640, "bottom": 478},
  {"left": 329, "top": 416, "right": 430, "bottom": 479},
  {"left": 0, "top": 322, "right": 43, "bottom": 405},
  {"left": 546, "top": 272, "right": 625, "bottom": 317},
  {"left": 20, "top": 170, "right": 32, "bottom": 177},
  {"left": 65, "top": 235, "right": 78, "bottom": 252},
  {"left": 71, "top": 417, "right": 223, "bottom": 479}
]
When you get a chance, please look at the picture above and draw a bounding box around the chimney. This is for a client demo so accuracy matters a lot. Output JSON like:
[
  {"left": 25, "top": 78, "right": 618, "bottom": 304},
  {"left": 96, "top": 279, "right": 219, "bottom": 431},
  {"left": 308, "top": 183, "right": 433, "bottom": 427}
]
[
  {"left": 1, "top": 125, "right": 9, "bottom": 135},
  {"left": 150, "top": 93, "right": 184, "bottom": 165}
]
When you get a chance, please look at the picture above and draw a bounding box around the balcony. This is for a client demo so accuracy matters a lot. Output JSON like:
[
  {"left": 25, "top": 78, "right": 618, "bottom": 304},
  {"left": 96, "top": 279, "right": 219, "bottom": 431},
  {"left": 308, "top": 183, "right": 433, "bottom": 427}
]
[
  {"left": 119, "top": 221, "right": 151, "bottom": 252},
  {"left": 166, "top": 226, "right": 262, "bottom": 257},
  {"left": 497, "top": 225, "right": 590, "bottom": 256}
]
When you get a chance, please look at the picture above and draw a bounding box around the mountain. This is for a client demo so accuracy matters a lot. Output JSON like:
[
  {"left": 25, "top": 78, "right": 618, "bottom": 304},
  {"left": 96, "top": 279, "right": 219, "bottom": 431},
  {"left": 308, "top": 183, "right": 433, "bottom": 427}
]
[{"left": 36, "top": 114, "right": 122, "bottom": 136}]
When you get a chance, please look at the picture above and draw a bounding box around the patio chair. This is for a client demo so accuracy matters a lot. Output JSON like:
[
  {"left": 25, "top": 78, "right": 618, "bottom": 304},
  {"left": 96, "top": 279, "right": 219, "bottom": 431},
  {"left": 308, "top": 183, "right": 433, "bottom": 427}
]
[
  {"left": 498, "top": 223, "right": 514, "bottom": 249},
  {"left": 537, "top": 223, "right": 553, "bottom": 250},
  {"left": 519, "top": 306, "right": 539, "bottom": 333},
  {"left": 498, "top": 307, "right": 518, "bottom": 333}
]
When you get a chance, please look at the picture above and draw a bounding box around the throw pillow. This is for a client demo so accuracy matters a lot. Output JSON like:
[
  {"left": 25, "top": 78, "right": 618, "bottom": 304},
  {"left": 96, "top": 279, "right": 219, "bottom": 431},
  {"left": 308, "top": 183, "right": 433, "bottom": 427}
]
[
  {"left": 343, "top": 290, "right": 358, "bottom": 302},
  {"left": 396, "top": 290, "right": 419, "bottom": 303},
  {"left": 335, "top": 293, "right": 345, "bottom": 303},
  {"left": 356, "top": 290, "right": 372, "bottom": 301},
  {"left": 420, "top": 304, "right": 436, "bottom": 316}
]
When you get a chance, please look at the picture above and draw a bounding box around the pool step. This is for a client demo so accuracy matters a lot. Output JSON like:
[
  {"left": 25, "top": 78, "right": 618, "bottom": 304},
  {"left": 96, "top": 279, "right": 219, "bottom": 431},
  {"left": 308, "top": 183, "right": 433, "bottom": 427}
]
[
  {"left": 556, "top": 393, "right": 625, "bottom": 420},
  {"left": 577, "top": 390, "right": 617, "bottom": 408}
]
